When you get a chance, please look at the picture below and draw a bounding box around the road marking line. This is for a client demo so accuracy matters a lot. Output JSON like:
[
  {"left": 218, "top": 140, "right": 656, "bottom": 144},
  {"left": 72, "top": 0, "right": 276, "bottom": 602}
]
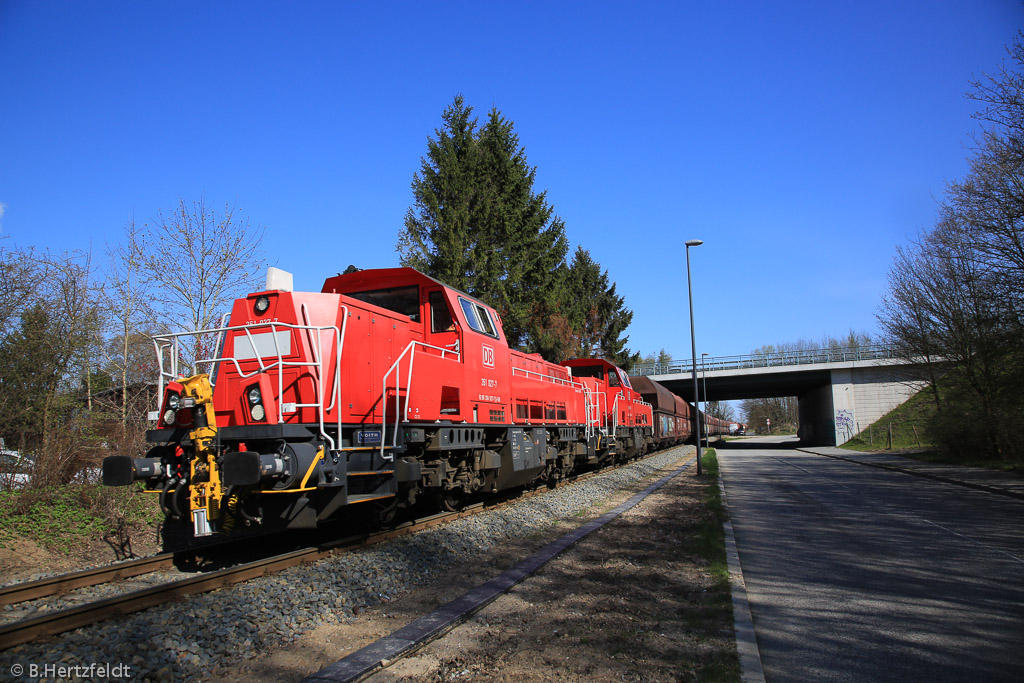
[{"left": 922, "top": 519, "right": 1024, "bottom": 565}]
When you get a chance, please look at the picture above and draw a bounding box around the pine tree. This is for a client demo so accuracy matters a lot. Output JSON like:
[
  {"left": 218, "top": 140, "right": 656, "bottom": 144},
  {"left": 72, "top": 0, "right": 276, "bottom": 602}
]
[
  {"left": 474, "top": 108, "right": 568, "bottom": 347},
  {"left": 398, "top": 96, "right": 569, "bottom": 350},
  {"left": 398, "top": 95, "right": 481, "bottom": 292},
  {"left": 559, "top": 247, "right": 635, "bottom": 366}
]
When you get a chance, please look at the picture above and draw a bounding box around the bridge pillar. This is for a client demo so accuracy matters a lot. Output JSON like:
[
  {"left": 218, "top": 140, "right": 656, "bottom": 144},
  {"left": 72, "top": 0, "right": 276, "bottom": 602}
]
[
  {"left": 798, "top": 384, "right": 836, "bottom": 446},
  {"left": 798, "top": 366, "right": 927, "bottom": 446}
]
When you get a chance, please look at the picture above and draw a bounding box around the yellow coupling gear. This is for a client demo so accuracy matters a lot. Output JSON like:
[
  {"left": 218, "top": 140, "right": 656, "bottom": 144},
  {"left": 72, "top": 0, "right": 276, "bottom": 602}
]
[
  {"left": 222, "top": 491, "right": 240, "bottom": 534},
  {"left": 176, "top": 374, "right": 223, "bottom": 536}
]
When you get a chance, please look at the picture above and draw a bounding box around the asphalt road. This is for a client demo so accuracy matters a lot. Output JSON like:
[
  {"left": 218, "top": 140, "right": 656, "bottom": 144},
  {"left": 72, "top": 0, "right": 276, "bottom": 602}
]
[{"left": 718, "top": 437, "right": 1024, "bottom": 683}]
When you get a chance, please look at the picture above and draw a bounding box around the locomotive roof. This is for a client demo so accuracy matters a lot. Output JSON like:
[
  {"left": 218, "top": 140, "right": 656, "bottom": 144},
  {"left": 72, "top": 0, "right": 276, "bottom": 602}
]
[
  {"left": 321, "top": 267, "right": 491, "bottom": 308},
  {"left": 561, "top": 357, "right": 625, "bottom": 372}
]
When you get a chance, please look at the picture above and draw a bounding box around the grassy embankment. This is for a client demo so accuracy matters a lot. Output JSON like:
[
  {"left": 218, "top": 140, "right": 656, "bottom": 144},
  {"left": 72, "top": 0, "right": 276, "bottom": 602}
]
[
  {"left": 841, "top": 382, "right": 937, "bottom": 453},
  {"left": 0, "top": 485, "right": 162, "bottom": 557},
  {"left": 840, "top": 377, "right": 1024, "bottom": 472},
  {"left": 683, "top": 447, "right": 740, "bottom": 682}
]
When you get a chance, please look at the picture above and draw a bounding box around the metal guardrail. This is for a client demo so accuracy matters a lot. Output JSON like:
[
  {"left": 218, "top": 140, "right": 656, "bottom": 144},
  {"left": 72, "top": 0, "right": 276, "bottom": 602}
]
[{"left": 630, "top": 345, "right": 898, "bottom": 377}]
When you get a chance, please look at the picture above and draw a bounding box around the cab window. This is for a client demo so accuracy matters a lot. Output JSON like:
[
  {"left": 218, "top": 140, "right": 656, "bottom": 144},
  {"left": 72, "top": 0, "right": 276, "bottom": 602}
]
[
  {"left": 458, "top": 297, "right": 497, "bottom": 337},
  {"left": 348, "top": 286, "right": 420, "bottom": 319},
  {"left": 430, "top": 291, "right": 455, "bottom": 332},
  {"left": 607, "top": 371, "right": 621, "bottom": 387},
  {"left": 569, "top": 365, "right": 604, "bottom": 381}
]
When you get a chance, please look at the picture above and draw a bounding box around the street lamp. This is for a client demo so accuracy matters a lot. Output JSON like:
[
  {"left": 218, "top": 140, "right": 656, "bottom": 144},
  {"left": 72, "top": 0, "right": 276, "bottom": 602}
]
[
  {"left": 685, "top": 239, "right": 703, "bottom": 475},
  {"left": 701, "top": 352, "right": 709, "bottom": 448}
]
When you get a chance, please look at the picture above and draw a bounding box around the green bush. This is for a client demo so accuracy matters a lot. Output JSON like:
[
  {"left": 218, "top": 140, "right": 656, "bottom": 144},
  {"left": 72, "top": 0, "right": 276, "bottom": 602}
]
[{"left": 0, "top": 484, "right": 162, "bottom": 554}]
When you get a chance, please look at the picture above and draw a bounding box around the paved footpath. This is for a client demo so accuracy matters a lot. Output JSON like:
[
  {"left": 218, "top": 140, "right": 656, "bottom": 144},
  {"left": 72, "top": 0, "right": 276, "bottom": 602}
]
[
  {"left": 719, "top": 438, "right": 1024, "bottom": 683},
  {"left": 796, "top": 444, "right": 1024, "bottom": 500}
]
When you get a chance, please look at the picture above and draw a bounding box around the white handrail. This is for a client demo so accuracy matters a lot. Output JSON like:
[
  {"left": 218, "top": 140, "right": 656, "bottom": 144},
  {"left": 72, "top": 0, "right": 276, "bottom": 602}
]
[
  {"left": 510, "top": 366, "right": 580, "bottom": 388},
  {"left": 611, "top": 393, "right": 620, "bottom": 437},
  {"left": 299, "top": 303, "right": 348, "bottom": 449},
  {"left": 379, "top": 341, "right": 460, "bottom": 461},
  {"left": 580, "top": 384, "right": 608, "bottom": 439},
  {"left": 150, "top": 318, "right": 343, "bottom": 450}
]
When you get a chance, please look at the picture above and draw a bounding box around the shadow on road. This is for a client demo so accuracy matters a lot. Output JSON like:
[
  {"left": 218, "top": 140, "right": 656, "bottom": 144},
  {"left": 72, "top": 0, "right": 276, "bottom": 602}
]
[{"left": 714, "top": 437, "right": 804, "bottom": 451}]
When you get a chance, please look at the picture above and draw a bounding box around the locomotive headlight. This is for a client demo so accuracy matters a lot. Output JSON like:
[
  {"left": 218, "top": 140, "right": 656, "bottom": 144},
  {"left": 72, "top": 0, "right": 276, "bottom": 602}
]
[
  {"left": 254, "top": 295, "right": 270, "bottom": 314},
  {"left": 167, "top": 393, "right": 180, "bottom": 410},
  {"left": 246, "top": 384, "right": 266, "bottom": 421},
  {"left": 163, "top": 409, "right": 176, "bottom": 425}
]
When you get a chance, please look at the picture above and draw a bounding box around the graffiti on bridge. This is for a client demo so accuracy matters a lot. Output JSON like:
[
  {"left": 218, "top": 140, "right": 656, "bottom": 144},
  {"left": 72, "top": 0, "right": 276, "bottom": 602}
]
[{"left": 835, "top": 409, "right": 854, "bottom": 438}]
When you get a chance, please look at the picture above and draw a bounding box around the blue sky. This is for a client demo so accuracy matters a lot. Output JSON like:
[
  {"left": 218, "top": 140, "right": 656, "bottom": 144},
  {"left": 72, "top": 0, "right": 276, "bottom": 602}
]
[{"left": 1, "top": 0, "right": 1020, "bottom": 363}]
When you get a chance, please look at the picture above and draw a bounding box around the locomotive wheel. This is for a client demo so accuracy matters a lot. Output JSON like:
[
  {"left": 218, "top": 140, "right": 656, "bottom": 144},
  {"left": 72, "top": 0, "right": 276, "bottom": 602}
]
[
  {"left": 436, "top": 489, "right": 464, "bottom": 512},
  {"left": 374, "top": 497, "right": 399, "bottom": 526}
]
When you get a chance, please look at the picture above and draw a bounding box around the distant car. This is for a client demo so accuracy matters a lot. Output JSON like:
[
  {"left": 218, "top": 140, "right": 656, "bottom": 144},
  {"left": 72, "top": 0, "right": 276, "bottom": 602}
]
[{"left": 0, "top": 451, "right": 33, "bottom": 489}]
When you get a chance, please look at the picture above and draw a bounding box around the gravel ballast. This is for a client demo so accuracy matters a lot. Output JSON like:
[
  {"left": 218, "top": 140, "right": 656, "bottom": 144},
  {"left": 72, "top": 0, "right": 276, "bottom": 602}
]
[{"left": 0, "top": 448, "right": 691, "bottom": 682}]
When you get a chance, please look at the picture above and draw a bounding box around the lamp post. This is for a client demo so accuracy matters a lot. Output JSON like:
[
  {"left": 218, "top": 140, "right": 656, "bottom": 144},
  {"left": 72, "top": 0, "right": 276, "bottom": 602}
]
[
  {"left": 701, "top": 352, "right": 709, "bottom": 448},
  {"left": 685, "top": 239, "right": 703, "bottom": 475}
]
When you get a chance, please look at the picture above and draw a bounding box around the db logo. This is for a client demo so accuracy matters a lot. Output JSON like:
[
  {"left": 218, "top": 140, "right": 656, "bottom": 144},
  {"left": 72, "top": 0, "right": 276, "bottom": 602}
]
[{"left": 482, "top": 344, "right": 495, "bottom": 368}]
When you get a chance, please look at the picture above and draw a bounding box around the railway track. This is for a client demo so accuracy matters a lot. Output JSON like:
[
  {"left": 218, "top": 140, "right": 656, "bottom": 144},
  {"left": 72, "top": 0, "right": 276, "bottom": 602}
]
[
  {"left": 0, "top": 533, "right": 276, "bottom": 607},
  {"left": 0, "top": 458, "right": 633, "bottom": 650}
]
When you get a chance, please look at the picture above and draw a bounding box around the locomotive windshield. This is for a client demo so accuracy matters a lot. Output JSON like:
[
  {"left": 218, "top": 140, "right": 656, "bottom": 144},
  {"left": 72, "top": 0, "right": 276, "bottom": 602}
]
[
  {"left": 347, "top": 286, "right": 420, "bottom": 318},
  {"left": 458, "top": 297, "right": 497, "bottom": 337}
]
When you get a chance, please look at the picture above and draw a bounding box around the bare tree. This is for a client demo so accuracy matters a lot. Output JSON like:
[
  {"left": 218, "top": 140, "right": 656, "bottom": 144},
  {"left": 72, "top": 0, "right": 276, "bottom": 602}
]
[
  {"left": 967, "top": 32, "right": 1024, "bottom": 134},
  {"left": 878, "top": 212, "right": 1014, "bottom": 457},
  {"left": 740, "top": 395, "right": 797, "bottom": 433},
  {"left": 134, "top": 197, "right": 266, "bottom": 373},
  {"left": 0, "top": 242, "right": 47, "bottom": 335},
  {"left": 103, "top": 217, "right": 156, "bottom": 424},
  {"left": 706, "top": 400, "right": 736, "bottom": 422},
  {"left": 877, "top": 241, "right": 947, "bottom": 409},
  {"left": 946, "top": 140, "right": 1024, "bottom": 330},
  {"left": 0, "top": 249, "right": 102, "bottom": 484}
]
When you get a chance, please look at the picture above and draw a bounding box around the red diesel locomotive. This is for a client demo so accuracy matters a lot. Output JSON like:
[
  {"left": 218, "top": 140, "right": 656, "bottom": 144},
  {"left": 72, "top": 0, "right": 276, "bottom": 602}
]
[{"left": 104, "top": 267, "right": 656, "bottom": 537}]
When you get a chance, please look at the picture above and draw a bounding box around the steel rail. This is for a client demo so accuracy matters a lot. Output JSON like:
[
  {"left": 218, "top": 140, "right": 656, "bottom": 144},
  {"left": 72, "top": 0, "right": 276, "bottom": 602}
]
[
  {"left": 0, "top": 534, "right": 276, "bottom": 606},
  {"left": 0, "top": 554, "right": 177, "bottom": 606}
]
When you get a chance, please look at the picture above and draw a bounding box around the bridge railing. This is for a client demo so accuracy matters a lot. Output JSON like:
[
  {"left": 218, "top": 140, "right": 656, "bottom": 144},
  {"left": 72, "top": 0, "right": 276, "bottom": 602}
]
[{"left": 630, "top": 345, "right": 898, "bottom": 377}]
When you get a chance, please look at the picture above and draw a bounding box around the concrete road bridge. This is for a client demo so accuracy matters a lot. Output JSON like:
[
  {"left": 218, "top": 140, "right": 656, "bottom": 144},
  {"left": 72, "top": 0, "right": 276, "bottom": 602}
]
[{"left": 630, "top": 345, "right": 929, "bottom": 446}]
